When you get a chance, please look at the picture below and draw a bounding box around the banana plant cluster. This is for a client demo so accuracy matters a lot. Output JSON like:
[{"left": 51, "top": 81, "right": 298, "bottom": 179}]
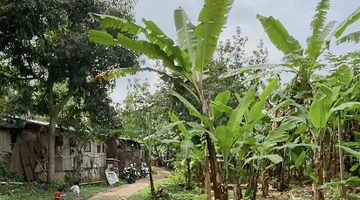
[
  {"left": 88, "top": 1, "right": 237, "bottom": 198},
  {"left": 87, "top": 0, "right": 360, "bottom": 199},
  {"left": 218, "top": 1, "right": 360, "bottom": 199},
  {"left": 169, "top": 78, "right": 307, "bottom": 197}
]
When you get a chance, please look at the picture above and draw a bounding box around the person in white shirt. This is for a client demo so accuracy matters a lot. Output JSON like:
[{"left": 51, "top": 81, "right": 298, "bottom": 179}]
[{"left": 70, "top": 181, "right": 80, "bottom": 200}]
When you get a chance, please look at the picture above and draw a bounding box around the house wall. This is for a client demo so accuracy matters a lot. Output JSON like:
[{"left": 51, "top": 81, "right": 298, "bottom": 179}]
[
  {"left": 52, "top": 137, "right": 107, "bottom": 181},
  {"left": 55, "top": 136, "right": 72, "bottom": 172},
  {"left": 117, "top": 140, "right": 141, "bottom": 173},
  {"left": 1, "top": 119, "right": 109, "bottom": 182},
  {"left": 0, "top": 129, "right": 11, "bottom": 157},
  {"left": 80, "top": 141, "right": 107, "bottom": 181}
]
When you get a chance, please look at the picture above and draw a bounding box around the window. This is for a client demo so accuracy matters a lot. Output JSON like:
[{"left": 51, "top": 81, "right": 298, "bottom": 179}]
[
  {"left": 85, "top": 141, "right": 91, "bottom": 152},
  {"left": 71, "top": 157, "right": 77, "bottom": 169},
  {"left": 70, "top": 146, "right": 75, "bottom": 155},
  {"left": 69, "top": 138, "right": 76, "bottom": 147},
  {"left": 102, "top": 145, "right": 106, "bottom": 153},
  {"left": 55, "top": 146, "right": 61, "bottom": 155},
  {"left": 97, "top": 145, "right": 101, "bottom": 153},
  {"left": 55, "top": 136, "right": 63, "bottom": 146}
]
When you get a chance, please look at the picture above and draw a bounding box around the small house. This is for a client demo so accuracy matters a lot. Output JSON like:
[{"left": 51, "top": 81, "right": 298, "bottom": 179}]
[
  {"left": 106, "top": 137, "right": 142, "bottom": 174},
  {"left": 0, "top": 117, "right": 107, "bottom": 183}
]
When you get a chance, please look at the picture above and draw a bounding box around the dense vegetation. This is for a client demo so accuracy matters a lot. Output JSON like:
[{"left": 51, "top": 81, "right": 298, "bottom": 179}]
[
  {"left": 1, "top": 0, "right": 360, "bottom": 200},
  {"left": 90, "top": 0, "right": 360, "bottom": 199}
]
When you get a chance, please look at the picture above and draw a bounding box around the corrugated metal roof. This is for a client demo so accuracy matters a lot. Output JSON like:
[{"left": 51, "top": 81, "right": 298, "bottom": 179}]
[{"left": 0, "top": 117, "right": 74, "bottom": 131}]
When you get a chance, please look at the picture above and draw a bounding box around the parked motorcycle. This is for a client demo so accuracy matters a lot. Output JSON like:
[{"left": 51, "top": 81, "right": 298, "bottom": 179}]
[
  {"left": 123, "top": 164, "right": 138, "bottom": 184},
  {"left": 140, "top": 163, "right": 149, "bottom": 178}
]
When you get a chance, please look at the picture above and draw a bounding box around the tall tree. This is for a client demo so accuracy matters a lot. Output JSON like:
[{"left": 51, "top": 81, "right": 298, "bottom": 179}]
[{"left": 0, "top": 0, "right": 137, "bottom": 182}]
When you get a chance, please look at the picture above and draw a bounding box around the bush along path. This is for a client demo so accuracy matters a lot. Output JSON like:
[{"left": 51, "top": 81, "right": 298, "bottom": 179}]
[{"left": 87, "top": 166, "right": 170, "bottom": 200}]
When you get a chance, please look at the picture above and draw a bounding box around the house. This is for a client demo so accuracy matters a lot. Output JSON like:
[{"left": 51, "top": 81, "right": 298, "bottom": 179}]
[
  {"left": 0, "top": 117, "right": 107, "bottom": 183},
  {"left": 49, "top": 134, "right": 107, "bottom": 181},
  {"left": 0, "top": 123, "right": 12, "bottom": 158},
  {"left": 106, "top": 137, "right": 142, "bottom": 174}
]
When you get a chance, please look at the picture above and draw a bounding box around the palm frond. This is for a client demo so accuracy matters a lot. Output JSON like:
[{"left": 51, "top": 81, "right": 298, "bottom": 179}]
[
  {"left": 336, "top": 31, "right": 360, "bottom": 44},
  {"left": 94, "top": 66, "right": 142, "bottom": 83},
  {"left": 195, "top": 0, "right": 235, "bottom": 71},
  {"left": 88, "top": 14, "right": 187, "bottom": 74},
  {"left": 318, "top": 20, "right": 337, "bottom": 53},
  {"left": 310, "top": 0, "right": 330, "bottom": 35},
  {"left": 174, "top": 8, "right": 197, "bottom": 69},
  {"left": 90, "top": 13, "right": 142, "bottom": 35},
  {"left": 306, "top": 0, "right": 330, "bottom": 61},
  {"left": 334, "top": 6, "right": 360, "bottom": 38},
  {"left": 141, "top": 19, "right": 190, "bottom": 72},
  {"left": 257, "top": 15, "right": 303, "bottom": 56}
]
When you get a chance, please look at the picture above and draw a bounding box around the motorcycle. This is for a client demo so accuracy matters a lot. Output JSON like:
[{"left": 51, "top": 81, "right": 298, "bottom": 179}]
[
  {"left": 140, "top": 163, "right": 149, "bottom": 178},
  {"left": 123, "top": 164, "right": 138, "bottom": 184}
]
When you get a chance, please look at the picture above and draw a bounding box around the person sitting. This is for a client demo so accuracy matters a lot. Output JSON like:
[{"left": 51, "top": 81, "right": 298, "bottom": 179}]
[{"left": 53, "top": 186, "right": 64, "bottom": 200}]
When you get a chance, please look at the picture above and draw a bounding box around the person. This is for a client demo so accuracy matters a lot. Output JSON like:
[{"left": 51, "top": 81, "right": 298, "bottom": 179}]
[
  {"left": 70, "top": 181, "right": 80, "bottom": 200},
  {"left": 53, "top": 186, "right": 64, "bottom": 200}
]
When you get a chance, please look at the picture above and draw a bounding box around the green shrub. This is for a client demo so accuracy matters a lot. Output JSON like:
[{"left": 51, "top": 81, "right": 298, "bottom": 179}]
[
  {"left": 65, "top": 171, "right": 84, "bottom": 184},
  {"left": 48, "top": 178, "right": 65, "bottom": 189},
  {"left": 167, "top": 167, "right": 186, "bottom": 185},
  {"left": 0, "top": 154, "right": 24, "bottom": 182}
]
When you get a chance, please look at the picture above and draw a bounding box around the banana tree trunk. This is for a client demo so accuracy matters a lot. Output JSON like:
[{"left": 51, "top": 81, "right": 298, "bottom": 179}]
[
  {"left": 325, "top": 132, "right": 335, "bottom": 182},
  {"left": 148, "top": 154, "right": 155, "bottom": 196},
  {"left": 222, "top": 152, "right": 229, "bottom": 200},
  {"left": 206, "top": 135, "right": 222, "bottom": 199},
  {"left": 201, "top": 98, "right": 223, "bottom": 200},
  {"left": 312, "top": 135, "right": 324, "bottom": 200},
  {"left": 233, "top": 177, "right": 242, "bottom": 200},
  {"left": 261, "top": 173, "right": 269, "bottom": 197},
  {"left": 186, "top": 158, "right": 191, "bottom": 187},
  {"left": 204, "top": 156, "right": 212, "bottom": 200},
  {"left": 338, "top": 113, "right": 346, "bottom": 198},
  {"left": 250, "top": 172, "right": 258, "bottom": 200}
]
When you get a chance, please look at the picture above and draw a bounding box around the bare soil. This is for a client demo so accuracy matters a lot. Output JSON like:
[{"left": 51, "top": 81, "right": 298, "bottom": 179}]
[
  {"left": 86, "top": 166, "right": 170, "bottom": 200},
  {"left": 255, "top": 183, "right": 313, "bottom": 200}
]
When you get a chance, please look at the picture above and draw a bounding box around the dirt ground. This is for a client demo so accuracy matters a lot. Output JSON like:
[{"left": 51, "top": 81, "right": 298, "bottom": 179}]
[
  {"left": 87, "top": 166, "right": 170, "bottom": 200},
  {"left": 255, "top": 183, "right": 313, "bottom": 200}
]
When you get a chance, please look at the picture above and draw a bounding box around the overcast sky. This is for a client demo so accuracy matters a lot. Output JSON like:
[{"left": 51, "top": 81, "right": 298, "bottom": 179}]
[{"left": 110, "top": 0, "right": 360, "bottom": 104}]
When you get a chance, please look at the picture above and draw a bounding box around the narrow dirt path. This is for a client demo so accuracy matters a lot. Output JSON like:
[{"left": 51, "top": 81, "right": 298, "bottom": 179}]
[{"left": 87, "top": 166, "right": 170, "bottom": 200}]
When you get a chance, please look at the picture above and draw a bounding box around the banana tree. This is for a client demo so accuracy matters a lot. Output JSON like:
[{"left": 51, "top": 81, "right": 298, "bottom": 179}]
[
  {"left": 172, "top": 79, "right": 280, "bottom": 198},
  {"left": 220, "top": 0, "right": 360, "bottom": 107},
  {"left": 219, "top": 1, "right": 360, "bottom": 199},
  {"left": 111, "top": 111, "right": 159, "bottom": 195},
  {"left": 156, "top": 111, "right": 205, "bottom": 187},
  {"left": 88, "top": 1, "right": 235, "bottom": 198},
  {"left": 241, "top": 120, "right": 310, "bottom": 199},
  {"left": 304, "top": 78, "right": 360, "bottom": 199},
  {"left": 221, "top": 1, "right": 360, "bottom": 83},
  {"left": 318, "top": 64, "right": 360, "bottom": 197}
]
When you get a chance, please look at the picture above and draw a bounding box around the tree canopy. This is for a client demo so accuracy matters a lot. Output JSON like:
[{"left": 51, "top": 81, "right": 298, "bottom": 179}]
[{"left": 0, "top": 0, "right": 138, "bottom": 182}]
